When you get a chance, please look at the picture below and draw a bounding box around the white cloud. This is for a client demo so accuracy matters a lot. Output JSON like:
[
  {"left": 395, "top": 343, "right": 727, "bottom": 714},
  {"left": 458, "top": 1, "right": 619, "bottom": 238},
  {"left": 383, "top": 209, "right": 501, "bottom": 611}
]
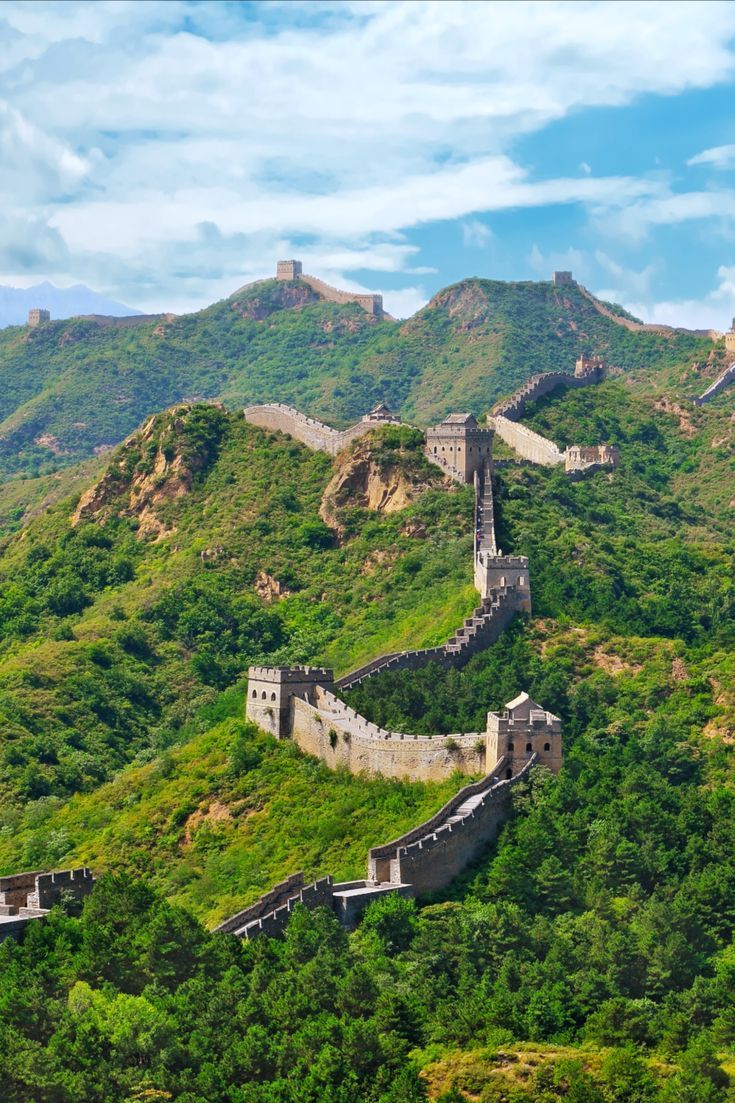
[
  {"left": 614, "top": 264, "right": 735, "bottom": 330},
  {"left": 2, "top": 0, "right": 735, "bottom": 308},
  {"left": 687, "top": 143, "right": 735, "bottom": 169},
  {"left": 462, "top": 219, "right": 493, "bottom": 248}
]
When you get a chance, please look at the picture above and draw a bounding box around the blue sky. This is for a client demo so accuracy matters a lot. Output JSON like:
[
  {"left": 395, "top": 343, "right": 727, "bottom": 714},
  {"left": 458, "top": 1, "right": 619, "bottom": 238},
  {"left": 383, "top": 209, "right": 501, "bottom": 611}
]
[{"left": 2, "top": 0, "right": 735, "bottom": 324}]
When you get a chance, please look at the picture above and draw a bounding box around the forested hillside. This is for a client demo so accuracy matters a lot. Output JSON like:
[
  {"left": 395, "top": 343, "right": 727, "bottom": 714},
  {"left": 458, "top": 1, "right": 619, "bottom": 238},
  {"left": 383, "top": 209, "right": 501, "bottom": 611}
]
[
  {"left": 1, "top": 305, "right": 735, "bottom": 1100},
  {"left": 0, "top": 274, "right": 725, "bottom": 484}
]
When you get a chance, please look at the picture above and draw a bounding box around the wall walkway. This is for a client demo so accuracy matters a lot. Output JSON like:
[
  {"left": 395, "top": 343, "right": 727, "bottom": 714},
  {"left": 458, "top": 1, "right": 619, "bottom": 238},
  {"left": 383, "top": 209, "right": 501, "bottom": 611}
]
[
  {"left": 216, "top": 757, "right": 536, "bottom": 939},
  {"left": 693, "top": 362, "right": 735, "bottom": 406}
]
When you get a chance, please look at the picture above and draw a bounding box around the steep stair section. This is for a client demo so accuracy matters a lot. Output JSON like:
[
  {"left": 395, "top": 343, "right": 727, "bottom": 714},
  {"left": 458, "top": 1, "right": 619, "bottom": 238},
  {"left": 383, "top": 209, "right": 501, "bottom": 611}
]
[
  {"left": 368, "top": 755, "right": 537, "bottom": 895},
  {"left": 693, "top": 362, "right": 735, "bottom": 406},
  {"left": 475, "top": 458, "right": 497, "bottom": 554},
  {"left": 335, "top": 585, "right": 519, "bottom": 690}
]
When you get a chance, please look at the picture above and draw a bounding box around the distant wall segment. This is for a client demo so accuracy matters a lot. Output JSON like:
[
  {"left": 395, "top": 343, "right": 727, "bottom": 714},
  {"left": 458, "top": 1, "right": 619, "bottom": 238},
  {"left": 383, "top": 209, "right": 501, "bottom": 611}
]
[
  {"left": 243, "top": 402, "right": 400, "bottom": 457},
  {"left": 275, "top": 259, "right": 384, "bottom": 316}
]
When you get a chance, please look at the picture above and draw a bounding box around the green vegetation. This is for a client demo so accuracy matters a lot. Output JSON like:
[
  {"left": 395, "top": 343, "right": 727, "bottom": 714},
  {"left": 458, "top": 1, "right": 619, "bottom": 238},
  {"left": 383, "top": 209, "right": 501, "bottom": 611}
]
[
  {"left": 0, "top": 407, "right": 474, "bottom": 808},
  {"left": 1, "top": 294, "right": 735, "bottom": 1099},
  {"left": 0, "top": 275, "right": 721, "bottom": 480}
]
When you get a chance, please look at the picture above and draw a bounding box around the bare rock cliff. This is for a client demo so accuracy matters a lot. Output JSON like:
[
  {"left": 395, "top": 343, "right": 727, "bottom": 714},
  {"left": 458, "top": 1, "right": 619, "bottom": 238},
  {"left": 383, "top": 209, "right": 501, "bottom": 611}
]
[{"left": 319, "top": 435, "right": 446, "bottom": 532}]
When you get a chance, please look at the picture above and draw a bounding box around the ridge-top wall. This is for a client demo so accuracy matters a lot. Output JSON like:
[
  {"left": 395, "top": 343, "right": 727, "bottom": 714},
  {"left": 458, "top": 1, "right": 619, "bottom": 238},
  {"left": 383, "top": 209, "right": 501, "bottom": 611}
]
[
  {"left": 244, "top": 403, "right": 383, "bottom": 456},
  {"left": 491, "top": 415, "right": 564, "bottom": 466}
]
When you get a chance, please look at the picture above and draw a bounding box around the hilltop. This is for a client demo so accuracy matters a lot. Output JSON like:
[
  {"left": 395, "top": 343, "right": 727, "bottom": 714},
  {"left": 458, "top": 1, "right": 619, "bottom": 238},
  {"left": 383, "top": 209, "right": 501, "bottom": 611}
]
[
  {"left": 0, "top": 269, "right": 727, "bottom": 489},
  {"left": 0, "top": 374, "right": 734, "bottom": 1100},
  {"left": 1, "top": 287, "right": 735, "bottom": 1099}
]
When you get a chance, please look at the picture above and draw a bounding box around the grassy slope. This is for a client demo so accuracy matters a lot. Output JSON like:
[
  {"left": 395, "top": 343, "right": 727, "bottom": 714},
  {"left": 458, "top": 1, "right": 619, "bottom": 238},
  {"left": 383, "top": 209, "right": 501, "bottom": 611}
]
[{"left": 0, "top": 275, "right": 723, "bottom": 479}]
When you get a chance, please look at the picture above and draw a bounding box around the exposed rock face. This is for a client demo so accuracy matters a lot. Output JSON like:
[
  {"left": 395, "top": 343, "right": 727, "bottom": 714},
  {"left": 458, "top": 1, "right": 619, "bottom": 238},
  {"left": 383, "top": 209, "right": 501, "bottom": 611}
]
[
  {"left": 319, "top": 437, "right": 443, "bottom": 532},
  {"left": 231, "top": 282, "right": 320, "bottom": 321},
  {"left": 72, "top": 405, "right": 219, "bottom": 540},
  {"left": 255, "top": 570, "right": 291, "bottom": 603}
]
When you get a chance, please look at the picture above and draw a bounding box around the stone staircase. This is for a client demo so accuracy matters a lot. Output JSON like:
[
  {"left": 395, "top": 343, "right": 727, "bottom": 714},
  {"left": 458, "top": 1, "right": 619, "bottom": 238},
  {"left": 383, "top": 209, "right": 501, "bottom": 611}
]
[{"left": 336, "top": 585, "right": 517, "bottom": 690}]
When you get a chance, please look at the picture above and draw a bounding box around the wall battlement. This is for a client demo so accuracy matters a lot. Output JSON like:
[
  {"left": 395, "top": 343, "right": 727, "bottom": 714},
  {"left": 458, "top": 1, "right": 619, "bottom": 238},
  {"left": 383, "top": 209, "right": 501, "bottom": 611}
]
[
  {"left": 0, "top": 867, "right": 95, "bottom": 941},
  {"left": 275, "top": 260, "right": 384, "bottom": 315},
  {"left": 217, "top": 752, "right": 545, "bottom": 940},
  {"left": 243, "top": 401, "right": 400, "bottom": 457}
]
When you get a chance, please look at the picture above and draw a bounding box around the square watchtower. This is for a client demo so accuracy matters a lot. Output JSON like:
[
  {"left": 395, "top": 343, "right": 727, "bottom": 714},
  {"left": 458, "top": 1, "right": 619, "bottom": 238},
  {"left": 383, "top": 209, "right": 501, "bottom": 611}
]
[
  {"left": 425, "top": 413, "right": 494, "bottom": 484},
  {"left": 486, "top": 692, "right": 562, "bottom": 778},
  {"left": 725, "top": 318, "right": 735, "bottom": 354},
  {"left": 276, "top": 260, "right": 303, "bottom": 281},
  {"left": 28, "top": 308, "right": 50, "bottom": 327},
  {"left": 246, "top": 666, "right": 334, "bottom": 739}
]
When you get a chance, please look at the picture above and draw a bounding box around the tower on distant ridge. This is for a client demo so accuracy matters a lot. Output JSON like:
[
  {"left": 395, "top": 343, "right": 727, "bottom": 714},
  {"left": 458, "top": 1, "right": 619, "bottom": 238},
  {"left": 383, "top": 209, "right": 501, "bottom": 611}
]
[
  {"left": 276, "top": 260, "right": 303, "bottom": 281},
  {"left": 725, "top": 317, "right": 735, "bottom": 354},
  {"left": 27, "top": 308, "right": 50, "bottom": 327},
  {"left": 553, "top": 271, "right": 575, "bottom": 287}
]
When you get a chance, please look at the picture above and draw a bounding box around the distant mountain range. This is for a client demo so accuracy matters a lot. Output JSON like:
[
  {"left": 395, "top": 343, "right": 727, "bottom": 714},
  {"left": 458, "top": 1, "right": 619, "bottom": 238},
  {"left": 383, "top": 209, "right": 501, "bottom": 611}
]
[{"left": 0, "top": 281, "right": 141, "bottom": 328}]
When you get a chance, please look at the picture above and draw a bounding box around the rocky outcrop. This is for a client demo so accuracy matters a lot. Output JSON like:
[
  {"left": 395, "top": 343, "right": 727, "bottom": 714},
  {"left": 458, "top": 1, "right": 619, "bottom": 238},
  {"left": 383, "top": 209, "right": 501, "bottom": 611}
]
[
  {"left": 319, "top": 437, "right": 442, "bottom": 531},
  {"left": 72, "top": 404, "right": 225, "bottom": 540}
]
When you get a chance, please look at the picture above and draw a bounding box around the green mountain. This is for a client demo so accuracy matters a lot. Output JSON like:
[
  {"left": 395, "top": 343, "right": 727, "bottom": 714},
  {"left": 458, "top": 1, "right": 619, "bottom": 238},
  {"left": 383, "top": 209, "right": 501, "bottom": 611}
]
[
  {"left": 0, "top": 274, "right": 727, "bottom": 486},
  {"left": 1, "top": 287, "right": 735, "bottom": 1101}
]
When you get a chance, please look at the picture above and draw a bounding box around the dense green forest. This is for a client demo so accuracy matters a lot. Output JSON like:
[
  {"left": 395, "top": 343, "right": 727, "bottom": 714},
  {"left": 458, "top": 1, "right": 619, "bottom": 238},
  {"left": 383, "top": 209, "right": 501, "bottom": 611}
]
[
  {"left": 1, "top": 294, "right": 735, "bottom": 1098},
  {"left": 0, "top": 274, "right": 724, "bottom": 484}
]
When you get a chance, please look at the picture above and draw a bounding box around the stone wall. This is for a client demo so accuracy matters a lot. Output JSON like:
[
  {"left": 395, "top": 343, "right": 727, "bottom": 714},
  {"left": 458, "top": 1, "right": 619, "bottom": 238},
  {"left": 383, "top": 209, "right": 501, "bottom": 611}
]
[
  {"left": 335, "top": 583, "right": 522, "bottom": 691},
  {"left": 300, "top": 274, "right": 383, "bottom": 316},
  {"left": 491, "top": 415, "right": 565, "bottom": 466},
  {"left": 213, "top": 873, "right": 305, "bottom": 934},
  {"left": 693, "top": 362, "right": 735, "bottom": 406},
  {"left": 379, "top": 759, "right": 535, "bottom": 896},
  {"left": 291, "top": 688, "right": 485, "bottom": 781},
  {"left": 243, "top": 403, "right": 398, "bottom": 457}
]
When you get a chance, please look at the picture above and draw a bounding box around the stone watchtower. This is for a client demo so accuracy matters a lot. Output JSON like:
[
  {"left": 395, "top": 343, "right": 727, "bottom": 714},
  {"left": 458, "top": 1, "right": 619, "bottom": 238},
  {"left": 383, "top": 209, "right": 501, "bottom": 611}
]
[
  {"left": 486, "top": 692, "right": 562, "bottom": 778},
  {"left": 28, "top": 308, "right": 50, "bottom": 327},
  {"left": 246, "top": 666, "right": 333, "bottom": 739},
  {"left": 574, "top": 354, "right": 605, "bottom": 381},
  {"left": 553, "top": 271, "right": 575, "bottom": 287},
  {"left": 425, "top": 413, "right": 494, "bottom": 484},
  {"left": 725, "top": 318, "right": 735, "bottom": 354},
  {"left": 276, "top": 260, "right": 303, "bottom": 281}
]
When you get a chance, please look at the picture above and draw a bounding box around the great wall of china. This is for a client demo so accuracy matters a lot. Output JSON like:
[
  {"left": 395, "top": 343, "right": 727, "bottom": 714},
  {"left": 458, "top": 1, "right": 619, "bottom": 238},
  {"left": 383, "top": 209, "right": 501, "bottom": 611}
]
[
  {"left": 276, "top": 259, "right": 385, "bottom": 316},
  {"left": 231, "top": 365, "right": 598, "bottom": 937},
  {"left": 6, "top": 268, "right": 732, "bottom": 945}
]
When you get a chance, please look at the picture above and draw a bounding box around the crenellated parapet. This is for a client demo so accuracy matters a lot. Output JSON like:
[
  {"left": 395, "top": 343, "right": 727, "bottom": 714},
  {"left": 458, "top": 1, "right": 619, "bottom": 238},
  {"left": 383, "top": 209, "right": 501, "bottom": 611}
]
[
  {"left": 243, "top": 401, "right": 400, "bottom": 457},
  {"left": 275, "top": 259, "right": 384, "bottom": 316}
]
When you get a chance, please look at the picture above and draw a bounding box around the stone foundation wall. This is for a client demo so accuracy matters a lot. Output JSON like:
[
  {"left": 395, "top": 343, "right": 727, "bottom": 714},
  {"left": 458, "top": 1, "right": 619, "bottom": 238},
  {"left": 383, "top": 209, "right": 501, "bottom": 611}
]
[{"left": 291, "top": 691, "right": 485, "bottom": 781}]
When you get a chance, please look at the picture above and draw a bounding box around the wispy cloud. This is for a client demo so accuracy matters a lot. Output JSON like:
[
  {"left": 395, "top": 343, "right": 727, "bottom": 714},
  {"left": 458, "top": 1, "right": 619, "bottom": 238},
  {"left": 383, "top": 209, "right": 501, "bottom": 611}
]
[
  {"left": 687, "top": 143, "right": 735, "bottom": 169},
  {"left": 1, "top": 0, "right": 735, "bottom": 310}
]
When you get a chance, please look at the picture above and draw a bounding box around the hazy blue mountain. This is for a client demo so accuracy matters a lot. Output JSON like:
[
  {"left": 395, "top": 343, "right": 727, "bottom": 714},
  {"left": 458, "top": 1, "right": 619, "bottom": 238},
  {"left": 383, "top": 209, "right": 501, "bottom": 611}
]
[{"left": 0, "top": 280, "right": 141, "bottom": 328}]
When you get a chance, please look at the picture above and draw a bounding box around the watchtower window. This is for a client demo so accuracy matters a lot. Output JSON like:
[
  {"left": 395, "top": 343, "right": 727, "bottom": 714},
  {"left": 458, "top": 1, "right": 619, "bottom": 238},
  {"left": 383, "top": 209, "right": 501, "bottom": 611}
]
[
  {"left": 261, "top": 691, "right": 267, "bottom": 700},
  {"left": 505, "top": 768, "right": 513, "bottom": 779},
  {"left": 544, "top": 742, "right": 551, "bottom": 752},
  {"left": 525, "top": 742, "right": 532, "bottom": 752},
  {"left": 251, "top": 689, "right": 257, "bottom": 698},
  {"left": 507, "top": 741, "right": 514, "bottom": 751},
  {"left": 271, "top": 692, "right": 277, "bottom": 701}
]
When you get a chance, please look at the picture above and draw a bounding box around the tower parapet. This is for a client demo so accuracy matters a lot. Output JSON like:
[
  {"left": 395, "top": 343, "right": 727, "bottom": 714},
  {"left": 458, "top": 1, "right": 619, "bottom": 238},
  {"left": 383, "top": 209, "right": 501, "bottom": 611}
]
[
  {"left": 246, "top": 666, "right": 334, "bottom": 738},
  {"left": 725, "top": 317, "right": 735, "bottom": 354},
  {"left": 425, "top": 413, "right": 494, "bottom": 484},
  {"left": 486, "top": 692, "right": 562, "bottom": 777}
]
